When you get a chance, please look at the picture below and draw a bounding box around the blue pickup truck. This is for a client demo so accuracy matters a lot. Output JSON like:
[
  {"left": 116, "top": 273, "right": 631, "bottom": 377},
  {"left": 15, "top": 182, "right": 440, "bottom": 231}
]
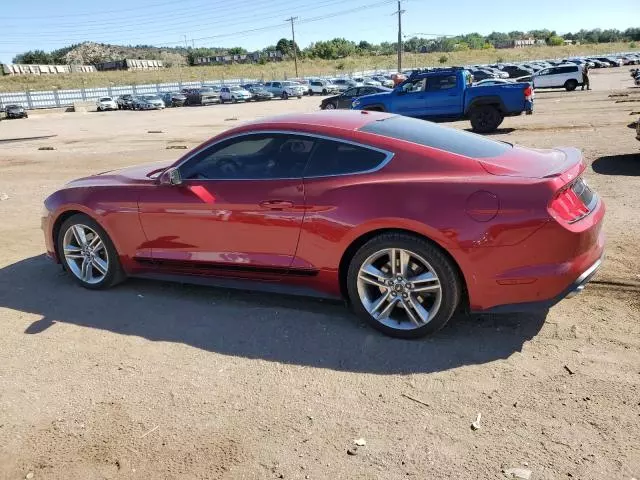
[{"left": 351, "top": 68, "right": 533, "bottom": 133}]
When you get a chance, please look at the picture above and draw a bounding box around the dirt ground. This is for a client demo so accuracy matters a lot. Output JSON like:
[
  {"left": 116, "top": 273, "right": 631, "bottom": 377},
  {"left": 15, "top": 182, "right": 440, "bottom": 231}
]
[{"left": 0, "top": 68, "right": 639, "bottom": 480}]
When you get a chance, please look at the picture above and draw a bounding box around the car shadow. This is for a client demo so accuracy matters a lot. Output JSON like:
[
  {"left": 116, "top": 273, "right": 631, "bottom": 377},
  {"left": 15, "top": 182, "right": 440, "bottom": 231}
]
[
  {"left": 464, "top": 127, "right": 516, "bottom": 135},
  {"left": 1, "top": 255, "right": 547, "bottom": 375},
  {"left": 592, "top": 153, "right": 640, "bottom": 176}
]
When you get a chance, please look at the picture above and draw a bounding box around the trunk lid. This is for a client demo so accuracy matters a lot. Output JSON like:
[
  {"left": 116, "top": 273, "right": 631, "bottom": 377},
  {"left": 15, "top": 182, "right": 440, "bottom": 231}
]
[{"left": 478, "top": 146, "right": 584, "bottom": 179}]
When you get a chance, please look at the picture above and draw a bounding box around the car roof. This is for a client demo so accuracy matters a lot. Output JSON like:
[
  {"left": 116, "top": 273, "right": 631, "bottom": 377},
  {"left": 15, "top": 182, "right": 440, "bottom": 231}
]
[{"left": 232, "top": 110, "right": 396, "bottom": 134}]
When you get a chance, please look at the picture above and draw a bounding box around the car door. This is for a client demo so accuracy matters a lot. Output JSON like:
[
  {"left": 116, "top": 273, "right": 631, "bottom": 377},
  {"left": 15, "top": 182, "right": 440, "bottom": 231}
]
[
  {"left": 422, "top": 74, "right": 462, "bottom": 117},
  {"left": 392, "top": 77, "right": 428, "bottom": 116},
  {"left": 337, "top": 87, "right": 359, "bottom": 108},
  {"left": 533, "top": 68, "right": 552, "bottom": 88},
  {"left": 137, "top": 133, "right": 316, "bottom": 277}
]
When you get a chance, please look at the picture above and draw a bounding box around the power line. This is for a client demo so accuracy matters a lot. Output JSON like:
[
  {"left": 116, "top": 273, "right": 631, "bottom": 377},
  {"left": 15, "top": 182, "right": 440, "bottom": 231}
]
[{"left": 2, "top": 0, "right": 193, "bottom": 19}]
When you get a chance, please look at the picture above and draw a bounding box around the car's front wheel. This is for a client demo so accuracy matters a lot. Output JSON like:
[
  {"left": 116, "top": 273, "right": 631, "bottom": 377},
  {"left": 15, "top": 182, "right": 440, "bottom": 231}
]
[
  {"left": 324, "top": 102, "right": 336, "bottom": 110},
  {"left": 347, "top": 233, "right": 461, "bottom": 338},
  {"left": 57, "top": 214, "right": 124, "bottom": 289},
  {"left": 282, "top": 91, "right": 289, "bottom": 100}
]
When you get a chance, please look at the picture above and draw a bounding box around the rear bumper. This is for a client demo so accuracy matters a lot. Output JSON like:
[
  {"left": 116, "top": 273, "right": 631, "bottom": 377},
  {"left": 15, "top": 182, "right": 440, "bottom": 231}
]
[{"left": 481, "top": 253, "right": 603, "bottom": 313}]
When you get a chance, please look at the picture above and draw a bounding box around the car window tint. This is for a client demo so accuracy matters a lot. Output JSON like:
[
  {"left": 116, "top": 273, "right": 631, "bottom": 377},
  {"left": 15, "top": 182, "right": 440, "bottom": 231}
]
[
  {"left": 359, "top": 115, "right": 511, "bottom": 158},
  {"left": 426, "top": 75, "right": 457, "bottom": 91},
  {"left": 181, "top": 134, "right": 316, "bottom": 180},
  {"left": 360, "top": 87, "right": 376, "bottom": 95},
  {"left": 343, "top": 88, "right": 358, "bottom": 97},
  {"left": 305, "top": 139, "right": 387, "bottom": 177}
]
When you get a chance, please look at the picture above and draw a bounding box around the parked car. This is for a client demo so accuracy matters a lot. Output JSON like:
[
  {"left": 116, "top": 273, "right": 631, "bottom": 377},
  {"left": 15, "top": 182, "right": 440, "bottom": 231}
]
[
  {"left": 96, "top": 97, "right": 117, "bottom": 111},
  {"left": 220, "top": 86, "right": 252, "bottom": 103},
  {"left": 499, "top": 65, "right": 534, "bottom": 79},
  {"left": 586, "top": 58, "right": 609, "bottom": 68},
  {"left": 181, "top": 87, "right": 220, "bottom": 106},
  {"left": 468, "top": 68, "right": 499, "bottom": 82},
  {"left": 263, "top": 81, "right": 305, "bottom": 99},
  {"left": 593, "top": 57, "right": 623, "bottom": 67},
  {"left": 532, "top": 64, "right": 583, "bottom": 91},
  {"left": 244, "top": 85, "right": 274, "bottom": 101},
  {"left": 308, "top": 79, "right": 339, "bottom": 95},
  {"left": 116, "top": 95, "right": 135, "bottom": 110},
  {"left": 370, "top": 75, "right": 395, "bottom": 88},
  {"left": 331, "top": 78, "right": 359, "bottom": 92},
  {"left": 3, "top": 104, "right": 28, "bottom": 119},
  {"left": 160, "top": 92, "right": 187, "bottom": 107},
  {"left": 352, "top": 68, "right": 534, "bottom": 133},
  {"left": 41, "top": 110, "right": 605, "bottom": 338},
  {"left": 132, "top": 95, "right": 165, "bottom": 110},
  {"left": 320, "top": 86, "right": 391, "bottom": 110}
]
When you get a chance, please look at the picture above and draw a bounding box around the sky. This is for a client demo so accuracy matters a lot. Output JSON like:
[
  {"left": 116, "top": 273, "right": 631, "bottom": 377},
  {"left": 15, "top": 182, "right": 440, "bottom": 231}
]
[{"left": 0, "top": 0, "right": 637, "bottom": 63}]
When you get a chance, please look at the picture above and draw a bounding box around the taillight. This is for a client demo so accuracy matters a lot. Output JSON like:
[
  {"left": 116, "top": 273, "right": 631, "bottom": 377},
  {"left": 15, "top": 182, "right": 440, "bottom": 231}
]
[
  {"left": 549, "top": 177, "right": 596, "bottom": 223},
  {"left": 524, "top": 85, "right": 533, "bottom": 100}
]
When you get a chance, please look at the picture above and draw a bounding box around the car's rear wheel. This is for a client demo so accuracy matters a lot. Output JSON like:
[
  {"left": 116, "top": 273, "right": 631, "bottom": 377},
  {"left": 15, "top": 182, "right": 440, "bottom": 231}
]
[
  {"left": 346, "top": 233, "right": 461, "bottom": 338},
  {"left": 309, "top": 90, "right": 314, "bottom": 96},
  {"left": 565, "top": 79, "right": 578, "bottom": 91},
  {"left": 57, "top": 214, "right": 124, "bottom": 290},
  {"left": 322, "top": 89, "right": 327, "bottom": 95},
  {"left": 469, "top": 105, "right": 503, "bottom": 133},
  {"left": 324, "top": 102, "right": 336, "bottom": 110}
]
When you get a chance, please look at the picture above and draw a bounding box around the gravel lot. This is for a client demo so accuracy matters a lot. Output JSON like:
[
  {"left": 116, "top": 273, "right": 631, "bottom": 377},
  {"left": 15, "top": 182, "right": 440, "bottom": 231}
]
[{"left": 0, "top": 68, "right": 639, "bottom": 480}]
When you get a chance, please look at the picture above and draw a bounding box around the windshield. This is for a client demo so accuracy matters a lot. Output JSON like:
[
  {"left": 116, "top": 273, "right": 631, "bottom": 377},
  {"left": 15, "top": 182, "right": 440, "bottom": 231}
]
[
  {"left": 143, "top": 95, "right": 160, "bottom": 100},
  {"left": 99, "top": 97, "right": 112, "bottom": 102},
  {"left": 230, "top": 86, "right": 242, "bottom": 91}
]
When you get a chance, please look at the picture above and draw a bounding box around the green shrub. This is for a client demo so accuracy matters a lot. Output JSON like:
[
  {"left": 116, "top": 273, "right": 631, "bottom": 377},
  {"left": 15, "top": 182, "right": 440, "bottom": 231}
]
[{"left": 438, "top": 55, "right": 448, "bottom": 64}]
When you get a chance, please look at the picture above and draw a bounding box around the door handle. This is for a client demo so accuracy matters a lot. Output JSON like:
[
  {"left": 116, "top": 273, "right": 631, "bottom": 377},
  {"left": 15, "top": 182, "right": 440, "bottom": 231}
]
[{"left": 259, "top": 200, "right": 294, "bottom": 210}]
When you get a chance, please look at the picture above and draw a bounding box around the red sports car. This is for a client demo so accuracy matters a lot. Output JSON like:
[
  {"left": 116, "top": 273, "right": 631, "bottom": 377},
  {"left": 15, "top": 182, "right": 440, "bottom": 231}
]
[{"left": 42, "top": 111, "right": 604, "bottom": 338}]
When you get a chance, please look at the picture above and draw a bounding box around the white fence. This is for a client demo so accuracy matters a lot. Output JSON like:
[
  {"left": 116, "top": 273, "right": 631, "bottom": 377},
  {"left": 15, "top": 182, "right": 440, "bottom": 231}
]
[{"left": 0, "top": 69, "right": 389, "bottom": 110}]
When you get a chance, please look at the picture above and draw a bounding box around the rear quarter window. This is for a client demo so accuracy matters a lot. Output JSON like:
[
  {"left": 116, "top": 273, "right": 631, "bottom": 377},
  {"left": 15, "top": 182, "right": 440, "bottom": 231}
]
[
  {"left": 305, "top": 139, "right": 388, "bottom": 177},
  {"left": 359, "top": 116, "right": 511, "bottom": 158}
]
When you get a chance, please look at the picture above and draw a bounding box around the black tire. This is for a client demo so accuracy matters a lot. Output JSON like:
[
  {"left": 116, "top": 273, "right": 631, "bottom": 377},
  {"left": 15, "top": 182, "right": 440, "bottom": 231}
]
[
  {"left": 469, "top": 105, "right": 503, "bottom": 133},
  {"left": 297, "top": 96, "right": 302, "bottom": 99},
  {"left": 346, "top": 233, "right": 461, "bottom": 339},
  {"left": 56, "top": 213, "right": 125, "bottom": 290},
  {"left": 322, "top": 89, "right": 327, "bottom": 95},
  {"left": 323, "top": 102, "right": 337, "bottom": 110},
  {"left": 309, "top": 90, "right": 314, "bottom": 96},
  {"left": 282, "top": 91, "right": 289, "bottom": 100},
  {"left": 565, "top": 79, "right": 578, "bottom": 91}
]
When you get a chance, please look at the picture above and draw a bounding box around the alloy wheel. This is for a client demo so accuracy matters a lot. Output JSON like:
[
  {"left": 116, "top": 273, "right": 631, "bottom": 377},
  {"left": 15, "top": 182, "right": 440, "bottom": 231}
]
[
  {"left": 356, "top": 248, "right": 442, "bottom": 330},
  {"left": 62, "top": 224, "right": 110, "bottom": 284}
]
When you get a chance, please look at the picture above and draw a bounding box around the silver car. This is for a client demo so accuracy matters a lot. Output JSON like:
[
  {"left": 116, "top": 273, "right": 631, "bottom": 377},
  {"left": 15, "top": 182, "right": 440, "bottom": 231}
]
[{"left": 263, "top": 81, "right": 306, "bottom": 99}]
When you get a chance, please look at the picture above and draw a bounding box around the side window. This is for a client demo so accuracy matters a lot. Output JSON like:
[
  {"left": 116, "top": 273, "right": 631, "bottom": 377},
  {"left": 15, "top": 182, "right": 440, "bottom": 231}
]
[
  {"left": 264, "top": 82, "right": 271, "bottom": 87},
  {"left": 273, "top": 82, "right": 281, "bottom": 88},
  {"left": 305, "top": 139, "right": 388, "bottom": 177},
  {"left": 360, "top": 87, "right": 376, "bottom": 95},
  {"left": 343, "top": 87, "right": 358, "bottom": 97},
  {"left": 180, "top": 134, "right": 316, "bottom": 180},
  {"left": 401, "top": 78, "right": 426, "bottom": 93},
  {"left": 426, "top": 75, "right": 457, "bottom": 91}
]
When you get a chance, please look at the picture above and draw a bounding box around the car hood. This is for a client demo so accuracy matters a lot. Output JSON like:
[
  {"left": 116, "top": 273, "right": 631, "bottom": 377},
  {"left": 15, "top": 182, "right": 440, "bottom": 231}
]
[{"left": 65, "top": 160, "right": 174, "bottom": 188}]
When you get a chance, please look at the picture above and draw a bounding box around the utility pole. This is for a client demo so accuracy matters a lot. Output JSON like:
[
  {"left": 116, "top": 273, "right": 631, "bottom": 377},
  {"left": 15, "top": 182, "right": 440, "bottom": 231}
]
[
  {"left": 183, "top": 34, "right": 188, "bottom": 49},
  {"left": 393, "top": 0, "right": 405, "bottom": 72},
  {"left": 285, "top": 16, "right": 299, "bottom": 77}
]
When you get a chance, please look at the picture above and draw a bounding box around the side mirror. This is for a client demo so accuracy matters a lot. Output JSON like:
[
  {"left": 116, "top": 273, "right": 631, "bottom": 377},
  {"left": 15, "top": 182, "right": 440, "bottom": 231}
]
[{"left": 159, "top": 167, "right": 182, "bottom": 186}]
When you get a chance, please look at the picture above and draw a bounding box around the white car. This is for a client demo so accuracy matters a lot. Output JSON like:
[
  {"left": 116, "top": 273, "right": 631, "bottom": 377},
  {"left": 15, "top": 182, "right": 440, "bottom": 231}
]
[
  {"left": 220, "top": 86, "right": 252, "bottom": 103},
  {"left": 532, "top": 64, "right": 583, "bottom": 91},
  {"left": 371, "top": 75, "right": 394, "bottom": 88},
  {"left": 96, "top": 97, "right": 118, "bottom": 111},
  {"left": 331, "top": 78, "right": 358, "bottom": 92},
  {"left": 308, "top": 79, "right": 339, "bottom": 95}
]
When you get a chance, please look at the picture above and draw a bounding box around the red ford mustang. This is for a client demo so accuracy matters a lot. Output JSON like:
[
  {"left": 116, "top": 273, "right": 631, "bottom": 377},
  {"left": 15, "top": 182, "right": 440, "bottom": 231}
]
[{"left": 42, "top": 111, "right": 605, "bottom": 338}]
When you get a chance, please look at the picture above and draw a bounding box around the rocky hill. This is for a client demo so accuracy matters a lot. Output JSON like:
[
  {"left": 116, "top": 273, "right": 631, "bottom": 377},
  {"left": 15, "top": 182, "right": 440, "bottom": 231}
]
[{"left": 62, "top": 42, "right": 187, "bottom": 67}]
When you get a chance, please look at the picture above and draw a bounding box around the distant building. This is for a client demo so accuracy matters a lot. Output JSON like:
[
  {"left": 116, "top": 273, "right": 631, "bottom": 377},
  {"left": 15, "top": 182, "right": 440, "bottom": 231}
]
[
  {"left": 1, "top": 63, "right": 95, "bottom": 76},
  {"left": 195, "top": 50, "right": 285, "bottom": 65},
  {"left": 514, "top": 38, "right": 536, "bottom": 48},
  {"left": 94, "top": 59, "right": 163, "bottom": 71}
]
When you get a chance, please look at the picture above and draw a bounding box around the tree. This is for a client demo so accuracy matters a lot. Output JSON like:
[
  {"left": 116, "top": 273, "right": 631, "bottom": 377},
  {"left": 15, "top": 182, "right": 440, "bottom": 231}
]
[
  {"left": 547, "top": 35, "right": 564, "bottom": 46},
  {"left": 228, "top": 47, "right": 248, "bottom": 55},
  {"left": 486, "top": 32, "right": 510, "bottom": 47},
  {"left": 12, "top": 49, "right": 52, "bottom": 64},
  {"left": 357, "top": 40, "right": 374, "bottom": 52},
  {"left": 275, "top": 38, "right": 300, "bottom": 57}
]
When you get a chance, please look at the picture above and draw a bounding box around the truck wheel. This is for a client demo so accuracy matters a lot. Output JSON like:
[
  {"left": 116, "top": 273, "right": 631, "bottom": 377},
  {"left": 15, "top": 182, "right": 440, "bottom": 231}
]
[
  {"left": 469, "top": 105, "right": 503, "bottom": 133},
  {"left": 564, "top": 79, "right": 578, "bottom": 91}
]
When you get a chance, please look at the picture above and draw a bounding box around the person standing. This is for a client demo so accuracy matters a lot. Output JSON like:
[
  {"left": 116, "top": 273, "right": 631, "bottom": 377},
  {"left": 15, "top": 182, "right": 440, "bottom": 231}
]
[{"left": 581, "top": 63, "right": 590, "bottom": 91}]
